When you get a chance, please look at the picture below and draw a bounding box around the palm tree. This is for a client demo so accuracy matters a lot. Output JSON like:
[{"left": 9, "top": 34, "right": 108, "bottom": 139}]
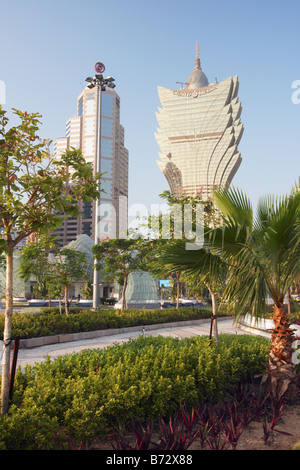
[
  {"left": 161, "top": 242, "right": 227, "bottom": 345},
  {"left": 208, "top": 185, "right": 300, "bottom": 400},
  {"left": 161, "top": 184, "right": 300, "bottom": 400}
]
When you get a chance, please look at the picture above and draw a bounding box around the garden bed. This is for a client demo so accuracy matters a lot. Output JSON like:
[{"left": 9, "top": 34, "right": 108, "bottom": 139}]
[
  {"left": 0, "top": 306, "right": 226, "bottom": 341},
  {"left": 0, "top": 334, "right": 271, "bottom": 450}
]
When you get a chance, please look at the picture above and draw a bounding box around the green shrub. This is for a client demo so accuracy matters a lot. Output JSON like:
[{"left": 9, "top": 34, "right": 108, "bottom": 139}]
[
  {"left": 0, "top": 404, "right": 59, "bottom": 450},
  {"left": 0, "top": 307, "right": 225, "bottom": 340},
  {"left": 4, "top": 333, "right": 269, "bottom": 449}
]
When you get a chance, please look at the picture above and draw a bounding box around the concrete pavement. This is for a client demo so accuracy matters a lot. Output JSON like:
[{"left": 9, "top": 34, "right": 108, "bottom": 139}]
[{"left": 13, "top": 317, "right": 249, "bottom": 371}]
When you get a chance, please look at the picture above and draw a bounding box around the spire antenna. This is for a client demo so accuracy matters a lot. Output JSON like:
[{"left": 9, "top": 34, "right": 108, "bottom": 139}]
[
  {"left": 195, "top": 42, "right": 200, "bottom": 60},
  {"left": 194, "top": 42, "right": 201, "bottom": 69}
]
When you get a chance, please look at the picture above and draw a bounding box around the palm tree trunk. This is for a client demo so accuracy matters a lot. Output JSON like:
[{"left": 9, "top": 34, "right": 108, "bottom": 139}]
[
  {"left": 1, "top": 246, "right": 14, "bottom": 415},
  {"left": 265, "top": 304, "right": 298, "bottom": 400}
]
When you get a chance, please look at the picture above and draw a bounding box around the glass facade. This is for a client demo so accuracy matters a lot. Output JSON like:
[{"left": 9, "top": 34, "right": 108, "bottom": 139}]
[
  {"left": 102, "top": 93, "right": 114, "bottom": 118},
  {"left": 101, "top": 117, "right": 114, "bottom": 138},
  {"left": 53, "top": 82, "right": 128, "bottom": 245},
  {"left": 155, "top": 65, "right": 243, "bottom": 199},
  {"left": 78, "top": 97, "right": 83, "bottom": 117},
  {"left": 101, "top": 137, "right": 114, "bottom": 157},
  {"left": 100, "top": 157, "right": 113, "bottom": 178},
  {"left": 125, "top": 272, "right": 158, "bottom": 303},
  {"left": 100, "top": 179, "right": 113, "bottom": 199}
]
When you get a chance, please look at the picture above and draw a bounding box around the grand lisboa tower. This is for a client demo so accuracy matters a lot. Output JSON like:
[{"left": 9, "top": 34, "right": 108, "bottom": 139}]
[{"left": 155, "top": 44, "right": 243, "bottom": 199}]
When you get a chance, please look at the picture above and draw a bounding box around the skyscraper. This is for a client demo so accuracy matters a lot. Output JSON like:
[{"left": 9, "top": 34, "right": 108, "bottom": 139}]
[
  {"left": 155, "top": 44, "right": 243, "bottom": 199},
  {"left": 53, "top": 73, "right": 129, "bottom": 246}
]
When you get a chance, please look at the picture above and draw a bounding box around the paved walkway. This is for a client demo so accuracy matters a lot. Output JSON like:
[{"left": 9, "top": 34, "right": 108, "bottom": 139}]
[{"left": 14, "top": 318, "right": 246, "bottom": 371}]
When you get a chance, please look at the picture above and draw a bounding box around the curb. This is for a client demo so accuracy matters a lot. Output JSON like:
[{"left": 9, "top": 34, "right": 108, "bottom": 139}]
[
  {"left": 237, "top": 321, "right": 272, "bottom": 339},
  {"left": 17, "top": 316, "right": 233, "bottom": 349},
  {"left": 237, "top": 314, "right": 300, "bottom": 339}
]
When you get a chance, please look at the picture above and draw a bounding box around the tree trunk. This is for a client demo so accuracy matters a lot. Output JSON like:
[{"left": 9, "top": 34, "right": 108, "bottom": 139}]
[
  {"left": 263, "top": 304, "right": 299, "bottom": 400},
  {"left": 1, "top": 246, "right": 14, "bottom": 415},
  {"left": 121, "top": 276, "right": 128, "bottom": 312},
  {"left": 64, "top": 286, "right": 69, "bottom": 316},
  {"left": 176, "top": 272, "right": 180, "bottom": 309},
  {"left": 208, "top": 287, "right": 219, "bottom": 346}
]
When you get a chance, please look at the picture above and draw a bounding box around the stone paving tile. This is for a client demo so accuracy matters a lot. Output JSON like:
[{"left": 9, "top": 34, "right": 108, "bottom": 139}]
[{"left": 161, "top": 329, "right": 199, "bottom": 339}]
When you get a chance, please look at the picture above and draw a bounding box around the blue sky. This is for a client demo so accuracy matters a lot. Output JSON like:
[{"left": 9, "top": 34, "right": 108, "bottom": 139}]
[{"left": 1, "top": 0, "right": 300, "bottom": 213}]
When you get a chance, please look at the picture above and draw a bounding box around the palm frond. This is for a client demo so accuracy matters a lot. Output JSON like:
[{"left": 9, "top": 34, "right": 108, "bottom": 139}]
[
  {"left": 213, "top": 186, "right": 253, "bottom": 228},
  {"left": 158, "top": 183, "right": 300, "bottom": 322},
  {"left": 256, "top": 191, "right": 300, "bottom": 296},
  {"left": 161, "top": 241, "right": 227, "bottom": 287}
]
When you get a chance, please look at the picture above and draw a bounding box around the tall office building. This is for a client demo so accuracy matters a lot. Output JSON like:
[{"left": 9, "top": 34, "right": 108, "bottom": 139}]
[
  {"left": 53, "top": 74, "right": 129, "bottom": 246},
  {"left": 155, "top": 44, "right": 243, "bottom": 199}
]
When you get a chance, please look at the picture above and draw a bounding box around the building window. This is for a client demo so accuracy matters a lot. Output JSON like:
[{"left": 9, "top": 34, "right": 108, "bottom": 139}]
[
  {"left": 101, "top": 138, "right": 113, "bottom": 158},
  {"left": 83, "top": 201, "right": 92, "bottom": 219},
  {"left": 100, "top": 158, "right": 113, "bottom": 178},
  {"left": 102, "top": 93, "right": 113, "bottom": 118},
  {"left": 86, "top": 93, "right": 95, "bottom": 100},
  {"left": 101, "top": 179, "right": 113, "bottom": 199},
  {"left": 78, "top": 97, "right": 83, "bottom": 117},
  {"left": 83, "top": 222, "right": 92, "bottom": 236},
  {"left": 101, "top": 117, "right": 113, "bottom": 138},
  {"left": 85, "top": 95, "right": 95, "bottom": 115}
]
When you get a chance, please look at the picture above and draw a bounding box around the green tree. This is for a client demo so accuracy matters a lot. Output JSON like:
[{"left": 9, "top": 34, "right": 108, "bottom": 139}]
[
  {"left": 0, "top": 106, "right": 100, "bottom": 414},
  {"left": 45, "top": 275, "right": 63, "bottom": 309},
  {"left": 18, "top": 235, "right": 58, "bottom": 301},
  {"left": 92, "top": 238, "right": 147, "bottom": 311},
  {"left": 208, "top": 185, "right": 300, "bottom": 399},
  {"left": 80, "top": 279, "right": 93, "bottom": 300},
  {"left": 137, "top": 189, "right": 220, "bottom": 309},
  {"left": 158, "top": 189, "right": 220, "bottom": 229},
  {"left": 50, "top": 248, "right": 89, "bottom": 316}
]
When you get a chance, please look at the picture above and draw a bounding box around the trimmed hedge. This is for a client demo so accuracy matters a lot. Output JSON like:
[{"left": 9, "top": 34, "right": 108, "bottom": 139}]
[
  {"left": 0, "top": 307, "right": 228, "bottom": 340},
  {"left": 0, "top": 334, "right": 269, "bottom": 449}
]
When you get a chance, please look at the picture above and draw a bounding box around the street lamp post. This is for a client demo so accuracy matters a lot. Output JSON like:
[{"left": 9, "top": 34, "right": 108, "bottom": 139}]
[{"left": 85, "top": 63, "right": 116, "bottom": 310}]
